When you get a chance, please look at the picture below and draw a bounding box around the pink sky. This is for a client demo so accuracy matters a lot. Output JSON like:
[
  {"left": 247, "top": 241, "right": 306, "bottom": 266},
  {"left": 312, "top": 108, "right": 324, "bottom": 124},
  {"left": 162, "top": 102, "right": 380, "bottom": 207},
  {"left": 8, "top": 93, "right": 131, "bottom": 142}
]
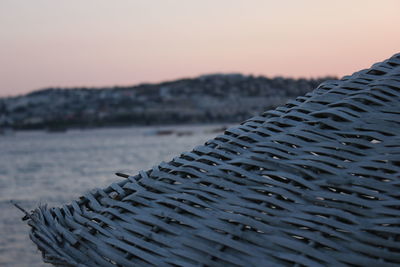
[{"left": 0, "top": 0, "right": 399, "bottom": 97}]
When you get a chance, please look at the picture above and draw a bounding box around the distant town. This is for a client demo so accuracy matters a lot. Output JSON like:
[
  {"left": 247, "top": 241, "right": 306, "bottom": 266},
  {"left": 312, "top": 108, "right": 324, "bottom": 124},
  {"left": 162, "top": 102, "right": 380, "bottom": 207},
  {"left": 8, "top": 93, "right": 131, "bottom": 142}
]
[{"left": 0, "top": 74, "right": 334, "bottom": 131}]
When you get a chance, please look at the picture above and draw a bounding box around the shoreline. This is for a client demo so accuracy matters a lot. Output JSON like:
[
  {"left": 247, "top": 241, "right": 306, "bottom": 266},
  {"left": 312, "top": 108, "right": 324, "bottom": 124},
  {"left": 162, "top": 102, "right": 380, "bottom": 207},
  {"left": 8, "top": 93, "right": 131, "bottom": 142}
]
[{"left": 0, "top": 122, "right": 233, "bottom": 136}]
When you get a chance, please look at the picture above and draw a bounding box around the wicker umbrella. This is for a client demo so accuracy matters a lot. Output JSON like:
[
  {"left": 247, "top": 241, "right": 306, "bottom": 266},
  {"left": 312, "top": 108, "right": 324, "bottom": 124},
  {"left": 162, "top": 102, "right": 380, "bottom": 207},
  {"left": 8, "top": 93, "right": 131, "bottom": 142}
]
[{"left": 22, "top": 53, "right": 400, "bottom": 266}]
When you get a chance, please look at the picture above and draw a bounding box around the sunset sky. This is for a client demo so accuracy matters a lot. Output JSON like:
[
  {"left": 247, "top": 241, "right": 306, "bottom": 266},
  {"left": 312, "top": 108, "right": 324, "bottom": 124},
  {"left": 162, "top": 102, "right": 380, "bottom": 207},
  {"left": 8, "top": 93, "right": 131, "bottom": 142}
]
[{"left": 1, "top": 0, "right": 399, "bottom": 97}]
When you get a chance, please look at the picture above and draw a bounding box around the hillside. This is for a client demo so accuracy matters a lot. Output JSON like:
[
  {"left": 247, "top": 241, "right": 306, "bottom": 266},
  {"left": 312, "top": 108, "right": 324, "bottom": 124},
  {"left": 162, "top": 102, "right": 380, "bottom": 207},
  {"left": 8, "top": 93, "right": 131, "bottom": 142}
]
[{"left": 0, "top": 74, "right": 334, "bottom": 130}]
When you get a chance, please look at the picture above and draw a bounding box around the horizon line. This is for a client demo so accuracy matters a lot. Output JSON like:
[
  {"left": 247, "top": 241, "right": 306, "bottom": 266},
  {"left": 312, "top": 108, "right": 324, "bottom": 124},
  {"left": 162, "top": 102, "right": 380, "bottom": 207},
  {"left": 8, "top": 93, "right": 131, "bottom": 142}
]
[{"left": 1, "top": 72, "right": 338, "bottom": 99}]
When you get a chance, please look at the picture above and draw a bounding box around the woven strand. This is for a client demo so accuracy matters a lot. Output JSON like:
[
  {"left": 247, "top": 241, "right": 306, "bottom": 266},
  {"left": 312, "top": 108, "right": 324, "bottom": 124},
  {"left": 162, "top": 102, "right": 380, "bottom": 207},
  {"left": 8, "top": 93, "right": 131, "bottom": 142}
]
[{"left": 26, "top": 53, "right": 400, "bottom": 266}]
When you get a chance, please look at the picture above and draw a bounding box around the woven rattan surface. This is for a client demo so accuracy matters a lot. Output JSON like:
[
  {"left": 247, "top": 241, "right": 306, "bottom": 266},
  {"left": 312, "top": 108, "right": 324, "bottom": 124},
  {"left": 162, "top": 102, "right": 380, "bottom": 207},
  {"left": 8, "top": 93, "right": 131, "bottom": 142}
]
[{"left": 25, "top": 54, "right": 400, "bottom": 266}]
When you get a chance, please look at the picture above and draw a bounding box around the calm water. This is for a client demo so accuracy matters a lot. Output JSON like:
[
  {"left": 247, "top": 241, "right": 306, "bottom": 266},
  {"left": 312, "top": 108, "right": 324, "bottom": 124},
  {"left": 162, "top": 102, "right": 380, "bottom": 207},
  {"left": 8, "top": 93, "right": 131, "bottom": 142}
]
[{"left": 0, "top": 125, "right": 224, "bottom": 267}]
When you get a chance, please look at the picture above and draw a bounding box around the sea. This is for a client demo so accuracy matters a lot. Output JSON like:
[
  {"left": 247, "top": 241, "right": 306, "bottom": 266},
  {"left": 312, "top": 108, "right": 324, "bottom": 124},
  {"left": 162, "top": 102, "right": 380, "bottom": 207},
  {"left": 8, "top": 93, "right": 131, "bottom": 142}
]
[{"left": 0, "top": 124, "right": 226, "bottom": 267}]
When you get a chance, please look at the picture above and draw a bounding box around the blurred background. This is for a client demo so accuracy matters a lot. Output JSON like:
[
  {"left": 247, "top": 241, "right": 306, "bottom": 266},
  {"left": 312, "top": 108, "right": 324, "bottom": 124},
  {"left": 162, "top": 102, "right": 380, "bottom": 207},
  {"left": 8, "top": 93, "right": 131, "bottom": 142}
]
[{"left": 0, "top": 0, "right": 399, "bottom": 266}]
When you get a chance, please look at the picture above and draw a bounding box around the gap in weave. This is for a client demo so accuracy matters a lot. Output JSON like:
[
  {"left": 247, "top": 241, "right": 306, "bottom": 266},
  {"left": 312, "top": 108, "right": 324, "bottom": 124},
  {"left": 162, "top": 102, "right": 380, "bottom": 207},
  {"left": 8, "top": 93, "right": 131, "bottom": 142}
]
[
  {"left": 329, "top": 102, "right": 366, "bottom": 112},
  {"left": 312, "top": 112, "right": 350, "bottom": 122},
  {"left": 366, "top": 92, "right": 391, "bottom": 102},
  {"left": 367, "top": 69, "right": 386, "bottom": 76},
  {"left": 355, "top": 127, "right": 395, "bottom": 137},
  {"left": 375, "top": 88, "right": 398, "bottom": 97}
]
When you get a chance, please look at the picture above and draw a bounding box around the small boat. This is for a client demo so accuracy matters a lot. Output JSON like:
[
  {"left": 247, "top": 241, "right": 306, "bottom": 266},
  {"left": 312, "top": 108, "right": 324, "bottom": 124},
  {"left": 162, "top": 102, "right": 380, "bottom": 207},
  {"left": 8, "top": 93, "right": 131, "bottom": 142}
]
[{"left": 46, "top": 125, "right": 68, "bottom": 133}]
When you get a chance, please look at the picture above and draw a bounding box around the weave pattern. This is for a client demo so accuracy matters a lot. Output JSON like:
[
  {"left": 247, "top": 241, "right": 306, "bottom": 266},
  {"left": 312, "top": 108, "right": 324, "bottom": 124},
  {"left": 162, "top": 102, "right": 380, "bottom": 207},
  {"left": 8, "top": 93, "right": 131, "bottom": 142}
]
[{"left": 26, "top": 54, "right": 400, "bottom": 266}]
